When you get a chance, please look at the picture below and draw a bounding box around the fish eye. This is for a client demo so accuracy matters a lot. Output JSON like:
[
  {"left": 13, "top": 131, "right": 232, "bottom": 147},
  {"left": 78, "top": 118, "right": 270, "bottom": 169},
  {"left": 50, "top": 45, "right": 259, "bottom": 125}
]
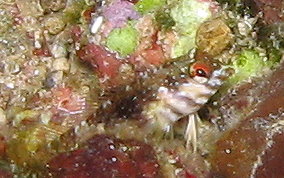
[
  {"left": 190, "top": 62, "right": 212, "bottom": 79},
  {"left": 195, "top": 68, "right": 208, "bottom": 77}
]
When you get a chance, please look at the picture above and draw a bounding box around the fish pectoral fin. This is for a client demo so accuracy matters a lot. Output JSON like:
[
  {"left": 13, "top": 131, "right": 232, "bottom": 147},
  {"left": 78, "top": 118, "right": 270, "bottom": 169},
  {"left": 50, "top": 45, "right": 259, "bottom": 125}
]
[{"left": 185, "top": 114, "right": 199, "bottom": 152}]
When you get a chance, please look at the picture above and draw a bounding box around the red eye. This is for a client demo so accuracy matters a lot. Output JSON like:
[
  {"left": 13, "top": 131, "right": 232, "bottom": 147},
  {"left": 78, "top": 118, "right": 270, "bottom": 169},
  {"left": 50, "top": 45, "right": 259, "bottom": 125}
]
[
  {"left": 190, "top": 62, "right": 212, "bottom": 78},
  {"left": 195, "top": 68, "right": 207, "bottom": 77}
]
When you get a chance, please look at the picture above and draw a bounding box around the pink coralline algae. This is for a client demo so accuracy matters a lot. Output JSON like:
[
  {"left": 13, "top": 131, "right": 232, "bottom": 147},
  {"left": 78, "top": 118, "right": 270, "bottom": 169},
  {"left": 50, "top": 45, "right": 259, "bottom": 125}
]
[{"left": 103, "top": 0, "right": 140, "bottom": 28}]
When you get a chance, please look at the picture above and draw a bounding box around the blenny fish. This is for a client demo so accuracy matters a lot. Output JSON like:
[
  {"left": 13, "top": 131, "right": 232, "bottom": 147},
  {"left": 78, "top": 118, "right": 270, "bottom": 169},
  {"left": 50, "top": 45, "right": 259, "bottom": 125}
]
[{"left": 144, "top": 60, "right": 230, "bottom": 151}]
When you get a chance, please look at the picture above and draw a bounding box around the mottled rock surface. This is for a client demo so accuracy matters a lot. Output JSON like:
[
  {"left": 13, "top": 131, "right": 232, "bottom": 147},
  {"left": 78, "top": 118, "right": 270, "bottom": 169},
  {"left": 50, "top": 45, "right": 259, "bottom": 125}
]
[
  {"left": 245, "top": 0, "right": 284, "bottom": 24},
  {"left": 255, "top": 132, "right": 284, "bottom": 177},
  {"left": 48, "top": 135, "right": 161, "bottom": 178},
  {"left": 210, "top": 60, "right": 284, "bottom": 177}
]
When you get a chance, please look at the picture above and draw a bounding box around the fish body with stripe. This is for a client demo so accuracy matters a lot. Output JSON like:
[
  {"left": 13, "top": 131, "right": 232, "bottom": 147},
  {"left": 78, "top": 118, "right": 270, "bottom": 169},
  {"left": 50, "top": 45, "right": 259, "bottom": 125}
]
[{"left": 144, "top": 62, "right": 230, "bottom": 149}]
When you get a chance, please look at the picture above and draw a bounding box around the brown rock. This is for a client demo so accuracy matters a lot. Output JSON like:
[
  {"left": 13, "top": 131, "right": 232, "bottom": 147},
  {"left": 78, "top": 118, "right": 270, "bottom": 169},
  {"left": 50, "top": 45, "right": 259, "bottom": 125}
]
[
  {"left": 245, "top": 0, "right": 284, "bottom": 24},
  {"left": 48, "top": 135, "right": 161, "bottom": 178},
  {"left": 254, "top": 132, "right": 284, "bottom": 177},
  {"left": 196, "top": 19, "right": 233, "bottom": 56},
  {"left": 219, "top": 61, "right": 284, "bottom": 128},
  {"left": 0, "top": 169, "right": 12, "bottom": 178},
  {"left": 40, "top": 0, "right": 67, "bottom": 12},
  {"left": 210, "top": 61, "right": 284, "bottom": 177}
]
